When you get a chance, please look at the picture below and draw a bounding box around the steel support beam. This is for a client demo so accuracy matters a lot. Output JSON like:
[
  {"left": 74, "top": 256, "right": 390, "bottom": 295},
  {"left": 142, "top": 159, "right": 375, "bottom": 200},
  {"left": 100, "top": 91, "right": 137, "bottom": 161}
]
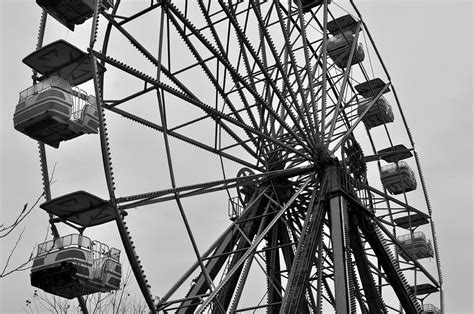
[
  {"left": 329, "top": 195, "right": 351, "bottom": 313},
  {"left": 349, "top": 213, "right": 387, "bottom": 313},
  {"left": 177, "top": 187, "right": 267, "bottom": 313},
  {"left": 356, "top": 211, "right": 421, "bottom": 313}
]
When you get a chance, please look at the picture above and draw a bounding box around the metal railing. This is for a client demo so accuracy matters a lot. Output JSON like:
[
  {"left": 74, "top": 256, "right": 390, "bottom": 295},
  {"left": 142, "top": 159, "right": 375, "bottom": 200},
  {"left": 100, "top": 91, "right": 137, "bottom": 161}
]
[
  {"left": 397, "top": 231, "right": 427, "bottom": 243},
  {"left": 18, "top": 76, "right": 97, "bottom": 123},
  {"left": 36, "top": 234, "right": 120, "bottom": 261},
  {"left": 381, "top": 160, "right": 413, "bottom": 174},
  {"left": 71, "top": 86, "right": 96, "bottom": 122},
  {"left": 228, "top": 196, "right": 243, "bottom": 220},
  {"left": 19, "top": 76, "right": 71, "bottom": 101},
  {"left": 423, "top": 303, "right": 440, "bottom": 312},
  {"left": 36, "top": 234, "right": 91, "bottom": 256}
]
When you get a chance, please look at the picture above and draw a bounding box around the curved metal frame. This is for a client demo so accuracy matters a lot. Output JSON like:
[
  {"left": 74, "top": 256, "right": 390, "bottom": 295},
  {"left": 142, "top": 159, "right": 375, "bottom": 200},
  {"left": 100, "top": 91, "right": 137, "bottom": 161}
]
[{"left": 30, "top": 0, "right": 443, "bottom": 313}]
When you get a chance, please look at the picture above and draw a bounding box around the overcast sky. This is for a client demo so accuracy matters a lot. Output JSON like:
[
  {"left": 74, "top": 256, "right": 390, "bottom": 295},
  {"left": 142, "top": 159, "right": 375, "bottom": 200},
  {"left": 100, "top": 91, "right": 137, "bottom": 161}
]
[{"left": 1, "top": 0, "right": 472, "bottom": 313}]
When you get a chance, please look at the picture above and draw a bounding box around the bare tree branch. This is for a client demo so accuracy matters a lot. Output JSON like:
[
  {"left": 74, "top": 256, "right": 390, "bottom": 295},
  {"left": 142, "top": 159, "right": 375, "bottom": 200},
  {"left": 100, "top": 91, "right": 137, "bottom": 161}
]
[
  {"left": 1, "top": 164, "right": 57, "bottom": 278},
  {"left": 0, "top": 193, "right": 43, "bottom": 238},
  {"left": 0, "top": 228, "right": 36, "bottom": 278},
  {"left": 1, "top": 163, "right": 56, "bottom": 238}
]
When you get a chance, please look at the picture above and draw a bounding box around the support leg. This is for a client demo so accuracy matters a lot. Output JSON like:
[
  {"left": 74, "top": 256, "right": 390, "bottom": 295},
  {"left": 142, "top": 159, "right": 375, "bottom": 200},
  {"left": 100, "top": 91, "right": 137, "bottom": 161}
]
[{"left": 329, "top": 195, "right": 351, "bottom": 313}]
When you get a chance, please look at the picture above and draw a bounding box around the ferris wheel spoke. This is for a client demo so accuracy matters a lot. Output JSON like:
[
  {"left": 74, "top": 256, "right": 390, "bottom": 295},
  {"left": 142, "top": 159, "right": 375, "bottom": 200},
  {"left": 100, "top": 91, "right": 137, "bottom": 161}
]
[
  {"left": 106, "top": 105, "right": 261, "bottom": 171},
  {"left": 230, "top": 2, "right": 288, "bottom": 109},
  {"left": 163, "top": 2, "right": 313, "bottom": 155},
  {"left": 95, "top": 50, "right": 308, "bottom": 162},
  {"left": 275, "top": 1, "right": 321, "bottom": 141},
  {"left": 246, "top": 4, "right": 280, "bottom": 141},
  {"left": 259, "top": 6, "right": 320, "bottom": 146},
  {"left": 214, "top": 0, "right": 315, "bottom": 149},
  {"left": 317, "top": 0, "right": 330, "bottom": 144},
  {"left": 325, "top": 23, "right": 362, "bottom": 146},
  {"left": 155, "top": 85, "right": 221, "bottom": 301},
  {"left": 116, "top": 165, "right": 314, "bottom": 210},
  {"left": 101, "top": 12, "right": 200, "bottom": 100},
  {"left": 231, "top": 6, "right": 315, "bottom": 151},
  {"left": 104, "top": 84, "right": 158, "bottom": 108},
  {"left": 196, "top": 0, "right": 263, "bottom": 136},
  {"left": 96, "top": 55, "right": 263, "bottom": 163},
  {"left": 251, "top": 1, "right": 317, "bottom": 142},
  {"left": 361, "top": 180, "right": 431, "bottom": 220},
  {"left": 108, "top": 1, "right": 160, "bottom": 27},
  {"left": 166, "top": 2, "right": 263, "bottom": 111},
  {"left": 330, "top": 83, "right": 390, "bottom": 153},
  {"left": 164, "top": 6, "right": 266, "bottom": 156}
]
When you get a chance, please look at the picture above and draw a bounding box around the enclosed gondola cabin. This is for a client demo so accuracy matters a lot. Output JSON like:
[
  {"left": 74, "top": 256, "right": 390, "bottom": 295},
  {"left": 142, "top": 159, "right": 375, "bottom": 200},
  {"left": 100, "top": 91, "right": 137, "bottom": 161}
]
[
  {"left": 357, "top": 95, "right": 394, "bottom": 128},
  {"left": 14, "top": 76, "right": 99, "bottom": 148},
  {"left": 15, "top": 40, "right": 104, "bottom": 147},
  {"left": 326, "top": 31, "right": 365, "bottom": 68},
  {"left": 327, "top": 14, "right": 360, "bottom": 36},
  {"left": 355, "top": 78, "right": 395, "bottom": 128},
  {"left": 380, "top": 161, "right": 417, "bottom": 195},
  {"left": 31, "top": 234, "right": 121, "bottom": 299},
  {"left": 36, "top": 0, "right": 114, "bottom": 31},
  {"left": 396, "top": 231, "right": 434, "bottom": 261}
]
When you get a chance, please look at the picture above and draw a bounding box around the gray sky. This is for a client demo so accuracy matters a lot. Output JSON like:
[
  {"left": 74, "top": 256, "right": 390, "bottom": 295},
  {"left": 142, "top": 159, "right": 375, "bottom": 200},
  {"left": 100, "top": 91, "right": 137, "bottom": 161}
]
[{"left": 1, "top": 0, "right": 472, "bottom": 313}]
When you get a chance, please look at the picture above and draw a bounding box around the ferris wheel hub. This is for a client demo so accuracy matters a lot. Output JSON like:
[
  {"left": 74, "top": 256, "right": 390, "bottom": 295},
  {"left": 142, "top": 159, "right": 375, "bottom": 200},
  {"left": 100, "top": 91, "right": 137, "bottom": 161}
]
[{"left": 312, "top": 145, "right": 338, "bottom": 172}]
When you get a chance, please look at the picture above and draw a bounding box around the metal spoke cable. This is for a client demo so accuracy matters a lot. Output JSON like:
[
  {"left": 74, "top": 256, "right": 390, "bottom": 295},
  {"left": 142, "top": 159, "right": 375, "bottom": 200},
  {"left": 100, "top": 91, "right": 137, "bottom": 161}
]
[
  {"left": 92, "top": 49, "right": 308, "bottom": 160},
  {"left": 290, "top": 0, "right": 320, "bottom": 143},
  {"left": 262, "top": 0, "right": 316, "bottom": 144},
  {"left": 164, "top": 6, "right": 265, "bottom": 165},
  {"left": 215, "top": 0, "right": 315, "bottom": 152},
  {"left": 319, "top": 0, "right": 330, "bottom": 144},
  {"left": 155, "top": 84, "right": 216, "bottom": 297}
]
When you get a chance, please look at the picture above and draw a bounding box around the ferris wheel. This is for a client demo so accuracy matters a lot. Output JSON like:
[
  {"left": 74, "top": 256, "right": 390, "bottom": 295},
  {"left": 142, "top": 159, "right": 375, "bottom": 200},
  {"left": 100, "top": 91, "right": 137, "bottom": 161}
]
[{"left": 17, "top": 0, "right": 444, "bottom": 313}]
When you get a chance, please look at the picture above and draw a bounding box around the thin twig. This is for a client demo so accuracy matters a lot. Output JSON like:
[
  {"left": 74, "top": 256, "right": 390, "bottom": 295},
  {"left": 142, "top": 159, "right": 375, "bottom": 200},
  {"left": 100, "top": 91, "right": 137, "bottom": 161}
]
[{"left": 0, "top": 193, "right": 44, "bottom": 238}]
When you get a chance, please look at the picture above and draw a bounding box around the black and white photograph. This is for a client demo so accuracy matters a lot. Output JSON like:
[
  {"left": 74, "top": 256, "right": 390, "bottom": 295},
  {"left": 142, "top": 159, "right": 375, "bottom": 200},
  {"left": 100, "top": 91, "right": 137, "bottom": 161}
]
[{"left": 1, "top": 0, "right": 472, "bottom": 313}]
